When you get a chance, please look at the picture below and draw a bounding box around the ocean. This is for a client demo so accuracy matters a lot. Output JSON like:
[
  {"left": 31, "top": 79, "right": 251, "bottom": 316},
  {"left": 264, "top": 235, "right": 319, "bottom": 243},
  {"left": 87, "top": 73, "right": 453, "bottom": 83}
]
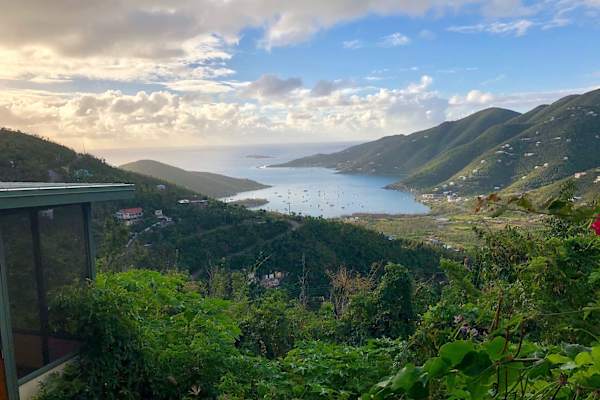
[{"left": 94, "top": 142, "right": 429, "bottom": 218}]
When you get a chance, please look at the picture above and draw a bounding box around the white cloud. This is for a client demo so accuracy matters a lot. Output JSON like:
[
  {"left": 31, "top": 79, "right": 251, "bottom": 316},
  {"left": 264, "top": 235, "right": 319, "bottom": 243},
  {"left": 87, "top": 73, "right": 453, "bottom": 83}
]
[
  {"left": 449, "top": 90, "right": 495, "bottom": 105},
  {"left": 406, "top": 75, "right": 434, "bottom": 94},
  {"left": 242, "top": 74, "right": 303, "bottom": 100},
  {"left": 3, "top": 80, "right": 598, "bottom": 149},
  {"left": 379, "top": 32, "right": 411, "bottom": 47},
  {"left": 448, "top": 19, "right": 535, "bottom": 36},
  {"left": 342, "top": 40, "right": 364, "bottom": 49}
]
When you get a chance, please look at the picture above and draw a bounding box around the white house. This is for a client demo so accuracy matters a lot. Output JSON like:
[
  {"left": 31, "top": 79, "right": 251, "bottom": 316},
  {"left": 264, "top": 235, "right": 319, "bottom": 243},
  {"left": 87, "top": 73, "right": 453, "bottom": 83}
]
[{"left": 115, "top": 207, "right": 143, "bottom": 225}]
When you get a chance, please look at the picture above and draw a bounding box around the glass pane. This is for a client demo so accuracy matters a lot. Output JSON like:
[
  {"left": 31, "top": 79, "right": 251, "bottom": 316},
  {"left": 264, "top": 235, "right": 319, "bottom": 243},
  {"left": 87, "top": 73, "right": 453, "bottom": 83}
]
[
  {"left": 38, "top": 205, "right": 87, "bottom": 363},
  {"left": 0, "top": 211, "right": 43, "bottom": 379}
]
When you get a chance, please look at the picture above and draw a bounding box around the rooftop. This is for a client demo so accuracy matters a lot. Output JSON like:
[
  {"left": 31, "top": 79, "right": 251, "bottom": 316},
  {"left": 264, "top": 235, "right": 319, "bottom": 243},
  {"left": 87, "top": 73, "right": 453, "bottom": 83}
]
[{"left": 0, "top": 182, "right": 135, "bottom": 209}]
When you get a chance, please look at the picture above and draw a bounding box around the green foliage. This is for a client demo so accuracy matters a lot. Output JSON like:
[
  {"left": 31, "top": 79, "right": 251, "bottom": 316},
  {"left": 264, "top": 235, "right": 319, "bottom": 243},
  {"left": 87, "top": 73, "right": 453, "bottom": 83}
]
[
  {"left": 221, "top": 340, "right": 403, "bottom": 400},
  {"left": 364, "top": 337, "right": 600, "bottom": 400},
  {"left": 40, "top": 270, "right": 240, "bottom": 400},
  {"left": 364, "top": 186, "right": 600, "bottom": 399}
]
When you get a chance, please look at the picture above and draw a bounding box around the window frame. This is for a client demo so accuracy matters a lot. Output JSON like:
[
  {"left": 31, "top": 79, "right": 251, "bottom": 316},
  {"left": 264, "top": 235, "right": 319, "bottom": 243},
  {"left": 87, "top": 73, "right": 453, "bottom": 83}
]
[{"left": 0, "top": 202, "right": 95, "bottom": 399}]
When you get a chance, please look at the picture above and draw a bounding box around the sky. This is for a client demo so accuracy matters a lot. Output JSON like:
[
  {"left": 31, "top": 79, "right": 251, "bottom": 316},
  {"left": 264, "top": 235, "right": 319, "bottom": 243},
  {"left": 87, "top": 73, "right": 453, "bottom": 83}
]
[{"left": 0, "top": 0, "right": 599, "bottom": 150}]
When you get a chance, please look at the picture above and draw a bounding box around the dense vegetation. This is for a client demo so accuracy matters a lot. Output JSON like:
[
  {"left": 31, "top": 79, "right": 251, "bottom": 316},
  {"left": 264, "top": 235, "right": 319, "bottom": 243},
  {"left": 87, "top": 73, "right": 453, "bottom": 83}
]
[
  {"left": 35, "top": 189, "right": 600, "bottom": 399},
  {"left": 121, "top": 159, "right": 269, "bottom": 198},
  {"left": 2, "top": 125, "right": 599, "bottom": 400},
  {"left": 279, "top": 89, "right": 600, "bottom": 198}
]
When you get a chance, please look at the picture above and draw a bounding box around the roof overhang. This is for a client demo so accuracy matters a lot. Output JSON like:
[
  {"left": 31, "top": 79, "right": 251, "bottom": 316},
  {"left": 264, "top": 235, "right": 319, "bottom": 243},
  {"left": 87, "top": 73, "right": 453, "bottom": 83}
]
[{"left": 0, "top": 182, "right": 135, "bottom": 210}]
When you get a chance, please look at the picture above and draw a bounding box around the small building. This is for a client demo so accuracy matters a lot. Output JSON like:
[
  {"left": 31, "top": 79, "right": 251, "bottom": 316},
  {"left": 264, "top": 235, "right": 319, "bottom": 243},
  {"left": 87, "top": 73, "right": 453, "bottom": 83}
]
[
  {"left": 115, "top": 207, "right": 143, "bottom": 226},
  {"left": 156, "top": 184, "right": 166, "bottom": 191},
  {"left": 190, "top": 199, "right": 209, "bottom": 208},
  {"left": 154, "top": 209, "right": 163, "bottom": 218},
  {"left": 260, "top": 271, "right": 285, "bottom": 288},
  {"left": 0, "top": 182, "right": 134, "bottom": 400}
]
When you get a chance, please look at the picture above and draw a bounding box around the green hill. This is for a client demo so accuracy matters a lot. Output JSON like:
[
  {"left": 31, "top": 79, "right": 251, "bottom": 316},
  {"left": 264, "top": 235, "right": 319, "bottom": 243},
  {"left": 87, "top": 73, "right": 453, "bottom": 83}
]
[
  {"left": 429, "top": 88, "right": 600, "bottom": 195},
  {"left": 275, "top": 107, "right": 519, "bottom": 176},
  {"left": 279, "top": 89, "right": 600, "bottom": 198},
  {"left": 121, "top": 159, "right": 269, "bottom": 198}
]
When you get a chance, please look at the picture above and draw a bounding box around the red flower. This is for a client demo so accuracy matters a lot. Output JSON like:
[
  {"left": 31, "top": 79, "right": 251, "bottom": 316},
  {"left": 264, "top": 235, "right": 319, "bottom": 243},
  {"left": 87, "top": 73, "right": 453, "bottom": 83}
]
[{"left": 592, "top": 216, "right": 600, "bottom": 235}]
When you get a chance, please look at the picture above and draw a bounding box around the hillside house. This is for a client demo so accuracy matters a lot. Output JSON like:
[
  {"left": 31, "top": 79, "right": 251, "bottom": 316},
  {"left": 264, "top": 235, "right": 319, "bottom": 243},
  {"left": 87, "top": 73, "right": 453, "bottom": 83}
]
[
  {"left": 0, "top": 182, "right": 134, "bottom": 400},
  {"left": 115, "top": 207, "right": 143, "bottom": 225},
  {"left": 260, "top": 271, "right": 285, "bottom": 288}
]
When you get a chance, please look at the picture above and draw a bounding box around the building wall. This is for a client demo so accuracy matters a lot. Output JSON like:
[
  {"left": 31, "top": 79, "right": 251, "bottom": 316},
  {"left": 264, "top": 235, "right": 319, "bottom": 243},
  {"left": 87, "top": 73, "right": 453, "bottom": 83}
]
[{"left": 18, "top": 360, "right": 71, "bottom": 400}]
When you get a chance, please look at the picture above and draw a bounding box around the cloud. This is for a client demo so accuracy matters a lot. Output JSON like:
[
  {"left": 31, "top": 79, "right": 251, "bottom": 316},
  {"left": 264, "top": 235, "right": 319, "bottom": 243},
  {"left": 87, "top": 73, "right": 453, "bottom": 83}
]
[
  {"left": 481, "top": 74, "right": 507, "bottom": 86},
  {"left": 242, "top": 74, "right": 303, "bottom": 99},
  {"left": 448, "top": 19, "right": 535, "bottom": 36},
  {"left": 406, "top": 75, "right": 434, "bottom": 94},
  {"left": 378, "top": 32, "right": 411, "bottom": 47},
  {"left": 419, "top": 29, "right": 437, "bottom": 40},
  {"left": 310, "top": 80, "right": 349, "bottom": 97},
  {"left": 449, "top": 90, "right": 495, "bottom": 105},
  {"left": 2, "top": 1, "right": 543, "bottom": 57},
  {"left": 342, "top": 39, "right": 364, "bottom": 49},
  {"left": 3, "top": 80, "right": 598, "bottom": 149}
]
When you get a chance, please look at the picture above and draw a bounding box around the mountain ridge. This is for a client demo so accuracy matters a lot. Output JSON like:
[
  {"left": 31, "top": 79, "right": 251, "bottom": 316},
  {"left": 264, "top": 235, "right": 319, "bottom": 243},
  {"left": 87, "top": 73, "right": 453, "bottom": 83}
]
[{"left": 277, "top": 89, "right": 600, "bottom": 197}]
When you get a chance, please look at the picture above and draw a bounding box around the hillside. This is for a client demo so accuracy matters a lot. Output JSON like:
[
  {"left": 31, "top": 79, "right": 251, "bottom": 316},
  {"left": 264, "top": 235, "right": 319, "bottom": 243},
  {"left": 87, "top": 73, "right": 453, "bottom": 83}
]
[
  {"left": 278, "top": 89, "right": 600, "bottom": 197},
  {"left": 121, "top": 159, "right": 269, "bottom": 198},
  {"left": 275, "top": 107, "right": 519, "bottom": 176},
  {"left": 424, "top": 88, "right": 600, "bottom": 195}
]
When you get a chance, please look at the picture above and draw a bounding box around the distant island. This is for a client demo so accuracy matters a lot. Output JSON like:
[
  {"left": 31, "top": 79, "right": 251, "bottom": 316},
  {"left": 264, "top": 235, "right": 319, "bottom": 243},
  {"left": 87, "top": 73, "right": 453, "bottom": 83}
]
[
  {"left": 227, "top": 198, "right": 269, "bottom": 208},
  {"left": 120, "top": 159, "right": 270, "bottom": 198},
  {"left": 246, "top": 154, "right": 274, "bottom": 159}
]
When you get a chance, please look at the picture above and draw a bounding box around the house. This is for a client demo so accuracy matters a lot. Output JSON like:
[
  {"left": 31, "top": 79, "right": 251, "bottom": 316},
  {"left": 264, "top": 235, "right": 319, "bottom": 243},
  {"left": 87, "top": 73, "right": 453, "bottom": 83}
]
[
  {"left": 260, "top": 271, "right": 285, "bottom": 288},
  {"left": 156, "top": 184, "right": 166, "bottom": 191},
  {"left": 115, "top": 207, "right": 143, "bottom": 225},
  {"left": 154, "top": 209, "right": 163, "bottom": 218},
  {"left": 0, "top": 182, "right": 134, "bottom": 400},
  {"left": 190, "top": 199, "right": 209, "bottom": 208}
]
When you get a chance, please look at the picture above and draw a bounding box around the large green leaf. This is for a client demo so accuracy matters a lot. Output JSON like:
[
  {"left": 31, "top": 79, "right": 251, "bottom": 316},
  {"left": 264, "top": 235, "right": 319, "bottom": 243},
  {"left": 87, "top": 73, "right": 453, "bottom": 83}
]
[
  {"left": 483, "top": 337, "right": 507, "bottom": 361},
  {"left": 440, "top": 341, "right": 475, "bottom": 366}
]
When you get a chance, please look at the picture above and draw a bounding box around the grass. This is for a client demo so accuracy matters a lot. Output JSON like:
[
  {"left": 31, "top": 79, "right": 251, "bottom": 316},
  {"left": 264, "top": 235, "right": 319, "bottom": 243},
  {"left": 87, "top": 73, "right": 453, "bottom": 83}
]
[{"left": 340, "top": 198, "right": 545, "bottom": 251}]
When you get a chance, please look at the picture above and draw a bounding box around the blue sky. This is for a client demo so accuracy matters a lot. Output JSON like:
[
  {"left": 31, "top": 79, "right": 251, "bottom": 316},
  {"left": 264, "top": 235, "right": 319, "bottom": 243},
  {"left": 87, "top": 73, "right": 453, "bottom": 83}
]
[{"left": 0, "top": 0, "right": 598, "bottom": 149}]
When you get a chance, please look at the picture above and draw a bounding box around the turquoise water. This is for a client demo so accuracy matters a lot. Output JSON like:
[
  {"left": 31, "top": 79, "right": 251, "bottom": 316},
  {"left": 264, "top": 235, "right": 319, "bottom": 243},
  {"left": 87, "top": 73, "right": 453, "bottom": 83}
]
[{"left": 95, "top": 143, "right": 428, "bottom": 218}]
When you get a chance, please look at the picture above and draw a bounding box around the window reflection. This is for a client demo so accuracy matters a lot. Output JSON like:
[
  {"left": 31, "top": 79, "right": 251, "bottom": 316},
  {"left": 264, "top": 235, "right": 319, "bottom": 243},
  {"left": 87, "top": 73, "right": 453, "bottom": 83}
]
[{"left": 0, "top": 204, "right": 88, "bottom": 380}]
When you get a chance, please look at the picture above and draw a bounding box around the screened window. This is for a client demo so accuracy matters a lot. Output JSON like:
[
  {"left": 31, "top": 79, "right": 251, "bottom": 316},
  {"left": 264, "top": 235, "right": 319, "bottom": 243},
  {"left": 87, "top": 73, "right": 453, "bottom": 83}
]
[{"left": 0, "top": 204, "right": 90, "bottom": 381}]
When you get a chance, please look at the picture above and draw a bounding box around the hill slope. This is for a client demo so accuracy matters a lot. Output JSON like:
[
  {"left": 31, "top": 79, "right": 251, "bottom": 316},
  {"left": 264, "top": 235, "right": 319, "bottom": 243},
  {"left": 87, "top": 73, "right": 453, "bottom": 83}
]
[
  {"left": 423, "top": 88, "right": 600, "bottom": 195},
  {"left": 276, "top": 108, "right": 519, "bottom": 176},
  {"left": 279, "top": 89, "right": 600, "bottom": 197},
  {"left": 121, "top": 159, "right": 269, "bottom": 198}
]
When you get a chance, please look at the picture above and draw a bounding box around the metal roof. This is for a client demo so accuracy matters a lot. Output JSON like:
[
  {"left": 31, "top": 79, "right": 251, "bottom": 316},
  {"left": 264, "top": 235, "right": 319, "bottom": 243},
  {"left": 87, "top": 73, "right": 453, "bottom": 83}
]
[{"left": 0, "top": 182, "right": 135, "bottom": 210}]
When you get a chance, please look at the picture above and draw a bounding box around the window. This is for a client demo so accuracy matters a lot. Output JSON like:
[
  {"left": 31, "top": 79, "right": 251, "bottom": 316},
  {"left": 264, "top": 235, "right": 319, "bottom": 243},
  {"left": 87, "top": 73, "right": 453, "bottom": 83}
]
[{"left": 0, "top": 205, "right": 89, "bottom": 381}]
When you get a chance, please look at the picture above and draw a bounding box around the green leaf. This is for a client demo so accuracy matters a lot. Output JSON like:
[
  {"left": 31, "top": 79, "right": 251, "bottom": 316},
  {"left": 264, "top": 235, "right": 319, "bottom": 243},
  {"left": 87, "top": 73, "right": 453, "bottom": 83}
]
[
  {"left": 483, "top": 337, "right": 507, "bottom": 361},
  {"left": 424, "top": 357, "right": 450, "bottom": 378},
  {"left": 547, "top": 354, "right": 571, "bottom": 364},
  {"left": 390, "top": 364, "right": 419, "bottom": 392},
  {"left": 440, "top": 341, "right": 475, "bottom": 366},
  {"left": 455, "top": 351, "right": 492, "bottom": 377},
  {"left": 575, "top": 352, "right": 593, "bottom": 366},
  {"left": 528, "top": 360, "right": 551, "bottom": 379}
]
